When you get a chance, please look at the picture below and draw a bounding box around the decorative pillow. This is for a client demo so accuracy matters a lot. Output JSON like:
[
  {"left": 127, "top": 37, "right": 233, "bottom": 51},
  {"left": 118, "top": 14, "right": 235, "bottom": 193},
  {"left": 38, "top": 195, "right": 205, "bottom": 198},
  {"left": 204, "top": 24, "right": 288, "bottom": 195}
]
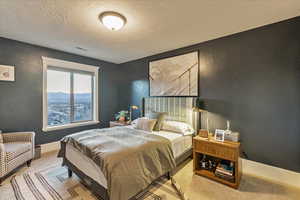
[
  {"left": 136, "top": 118, "right": 157, "bottom": 132},
  {"left": 145, "top": 112, "right": 167, "bottom": 131},
  {"left": 162, "top": 121, "right": 194, "bottom": 135}
]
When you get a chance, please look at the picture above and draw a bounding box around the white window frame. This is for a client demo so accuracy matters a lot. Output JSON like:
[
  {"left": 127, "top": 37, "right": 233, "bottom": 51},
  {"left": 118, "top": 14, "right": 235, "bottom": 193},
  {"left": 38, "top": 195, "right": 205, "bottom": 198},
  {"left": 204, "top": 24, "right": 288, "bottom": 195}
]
[{"left": 42, "top": 57, "right": 99, "bottom": 132}]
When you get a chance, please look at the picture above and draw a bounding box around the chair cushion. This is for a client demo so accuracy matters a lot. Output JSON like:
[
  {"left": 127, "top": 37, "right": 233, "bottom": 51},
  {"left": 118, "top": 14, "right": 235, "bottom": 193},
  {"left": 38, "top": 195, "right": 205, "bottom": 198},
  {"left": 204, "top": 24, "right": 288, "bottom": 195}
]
[{"left": 4, "top": 142, "right": 31, "bottom": 162}]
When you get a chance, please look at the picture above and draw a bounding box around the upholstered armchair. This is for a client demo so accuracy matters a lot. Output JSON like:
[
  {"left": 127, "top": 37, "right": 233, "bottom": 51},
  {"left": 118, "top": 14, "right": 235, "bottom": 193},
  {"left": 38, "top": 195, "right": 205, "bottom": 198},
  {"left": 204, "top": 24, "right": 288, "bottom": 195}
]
[{"left": 0, "top": 131, "right": 35, "bottom": 184}]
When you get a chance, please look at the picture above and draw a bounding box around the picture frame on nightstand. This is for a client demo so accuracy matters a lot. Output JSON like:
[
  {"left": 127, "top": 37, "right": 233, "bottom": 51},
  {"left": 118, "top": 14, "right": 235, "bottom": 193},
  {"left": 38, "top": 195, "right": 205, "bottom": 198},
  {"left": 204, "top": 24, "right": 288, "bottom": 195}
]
[{"left": 215, "top": 129, "right": 225, "bottom": 142}]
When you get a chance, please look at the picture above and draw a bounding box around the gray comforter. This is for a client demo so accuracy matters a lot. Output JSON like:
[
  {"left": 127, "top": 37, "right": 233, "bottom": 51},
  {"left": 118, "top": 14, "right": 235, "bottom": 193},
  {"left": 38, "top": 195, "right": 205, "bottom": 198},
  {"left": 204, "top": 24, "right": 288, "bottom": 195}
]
[{"left": 58, "top": 126, "right": 176, "bottom": 200}]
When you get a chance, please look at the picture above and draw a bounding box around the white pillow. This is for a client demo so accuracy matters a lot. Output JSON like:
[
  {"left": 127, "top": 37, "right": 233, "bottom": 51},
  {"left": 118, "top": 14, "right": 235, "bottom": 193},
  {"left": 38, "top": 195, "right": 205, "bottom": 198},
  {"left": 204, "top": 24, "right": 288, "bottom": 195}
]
[
  {"left": 162, "top": 121, "right": 194, "bottom": 135},
  {"left": 131, "top": 117, "right": 147, "bottom": 128}
]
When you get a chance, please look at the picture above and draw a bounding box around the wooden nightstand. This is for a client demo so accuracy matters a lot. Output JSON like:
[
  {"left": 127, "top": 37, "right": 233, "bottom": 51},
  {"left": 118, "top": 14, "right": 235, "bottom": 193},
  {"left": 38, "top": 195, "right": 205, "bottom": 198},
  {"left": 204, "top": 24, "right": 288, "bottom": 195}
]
[
  {"left": 193, "top": 135, "right": 242, "bottom": 189},
  {"left": 109, "top": 121, "right": 130, "bottom": 127}
]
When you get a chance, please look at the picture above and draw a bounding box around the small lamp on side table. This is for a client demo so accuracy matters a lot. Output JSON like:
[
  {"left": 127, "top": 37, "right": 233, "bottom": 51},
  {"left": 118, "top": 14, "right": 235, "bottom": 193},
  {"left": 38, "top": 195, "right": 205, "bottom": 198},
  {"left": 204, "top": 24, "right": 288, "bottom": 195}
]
[
  {"left": 129, "top": 105, "right": 139, "bottom": 122},
  {"left": 193, "top": 98, "right": 209, "bottom": 138}
]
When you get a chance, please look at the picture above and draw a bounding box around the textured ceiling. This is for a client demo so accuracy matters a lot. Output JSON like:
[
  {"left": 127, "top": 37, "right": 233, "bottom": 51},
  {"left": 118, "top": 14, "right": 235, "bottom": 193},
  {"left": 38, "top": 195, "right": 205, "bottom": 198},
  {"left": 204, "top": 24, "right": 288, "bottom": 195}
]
[{"left": 1, "top": 0, "right": 300, "bottom": 64}]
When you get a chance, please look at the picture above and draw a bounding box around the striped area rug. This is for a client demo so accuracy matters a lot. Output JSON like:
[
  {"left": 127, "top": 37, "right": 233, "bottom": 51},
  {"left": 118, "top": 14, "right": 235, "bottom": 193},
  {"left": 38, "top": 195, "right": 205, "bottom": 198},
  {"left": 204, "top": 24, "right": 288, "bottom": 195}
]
[{"left": 10, "top": 166, "right": 185, "bottom": 200}]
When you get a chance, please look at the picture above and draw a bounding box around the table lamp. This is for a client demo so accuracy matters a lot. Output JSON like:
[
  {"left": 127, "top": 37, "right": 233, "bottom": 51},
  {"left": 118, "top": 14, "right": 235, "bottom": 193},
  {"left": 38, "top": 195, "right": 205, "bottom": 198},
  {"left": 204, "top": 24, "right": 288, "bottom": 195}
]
[
  {"left": 129, "top": 105, "right": 139, "bottom": 122},
  {"left": 193, "top": 98, "right": 210, "bottom": 137}
]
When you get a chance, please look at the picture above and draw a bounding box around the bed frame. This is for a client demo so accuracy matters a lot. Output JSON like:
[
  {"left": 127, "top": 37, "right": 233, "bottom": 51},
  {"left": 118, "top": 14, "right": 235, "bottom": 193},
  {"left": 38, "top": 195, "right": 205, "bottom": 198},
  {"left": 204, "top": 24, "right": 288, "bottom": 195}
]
[
  {"left": 65, "top": 97, "right": 198, "bottom": 200},
  {"left": 64, "top": 150, "right": 192, "bottom": 200}
]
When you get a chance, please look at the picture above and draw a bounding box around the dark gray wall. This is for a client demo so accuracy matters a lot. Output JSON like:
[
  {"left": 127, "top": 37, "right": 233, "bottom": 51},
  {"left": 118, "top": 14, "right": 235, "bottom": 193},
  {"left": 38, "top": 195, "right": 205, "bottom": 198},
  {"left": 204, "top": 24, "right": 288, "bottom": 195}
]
[
  {"left": 0, "top": 38, "right": 121, "bottom": 144},
  {"left": 1, "top": 17, "right": 299, "bottom": 172},
  {"left": 118, "top": 17, "right": 300, "bottom": 172}
]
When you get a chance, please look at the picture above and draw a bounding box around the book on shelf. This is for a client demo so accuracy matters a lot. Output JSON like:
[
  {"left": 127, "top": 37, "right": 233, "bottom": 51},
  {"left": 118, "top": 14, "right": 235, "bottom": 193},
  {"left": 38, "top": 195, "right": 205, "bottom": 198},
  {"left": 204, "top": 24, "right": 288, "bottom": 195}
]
[
  {"left": 215, "top": 171, "right": 235, "bottom": 182},
  {"left": 216, "top": 168, "right": 233, "bottom": 176},
  {"left": 216, "top": 164, "right": 233, "bottom": 176},
  {"left": 214, "top": 161, "right": 235, "bottom": 182}
]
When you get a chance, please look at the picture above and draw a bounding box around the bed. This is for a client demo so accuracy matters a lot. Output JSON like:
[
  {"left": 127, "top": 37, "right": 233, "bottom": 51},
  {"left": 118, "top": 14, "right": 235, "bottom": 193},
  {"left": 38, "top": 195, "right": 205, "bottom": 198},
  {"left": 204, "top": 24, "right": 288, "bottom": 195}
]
[{"left": 58, "top": 97, "right": 199, "bottom": 200}]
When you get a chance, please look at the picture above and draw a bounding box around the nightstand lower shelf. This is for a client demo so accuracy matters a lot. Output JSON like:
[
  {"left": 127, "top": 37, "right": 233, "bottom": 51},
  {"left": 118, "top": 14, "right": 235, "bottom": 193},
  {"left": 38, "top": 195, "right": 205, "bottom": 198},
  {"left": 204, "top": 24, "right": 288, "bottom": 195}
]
[{"left": 194, "top": 169, "right": 238, "bottom": 189}]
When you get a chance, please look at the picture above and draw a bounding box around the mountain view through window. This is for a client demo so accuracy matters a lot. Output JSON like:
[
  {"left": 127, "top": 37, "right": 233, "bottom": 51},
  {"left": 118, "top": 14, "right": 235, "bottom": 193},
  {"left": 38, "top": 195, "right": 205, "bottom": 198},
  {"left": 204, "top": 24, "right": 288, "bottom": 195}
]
[{"left": 47, "top": 69, "right": 93, "bottom": 126}]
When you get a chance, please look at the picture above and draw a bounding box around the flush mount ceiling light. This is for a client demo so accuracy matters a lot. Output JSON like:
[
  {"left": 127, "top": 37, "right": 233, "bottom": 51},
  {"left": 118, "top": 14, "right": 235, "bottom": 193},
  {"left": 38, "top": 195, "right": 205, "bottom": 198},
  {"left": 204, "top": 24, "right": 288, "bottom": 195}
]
[{"left": 99, "top": 11, "right": 126, "bottom": 31}]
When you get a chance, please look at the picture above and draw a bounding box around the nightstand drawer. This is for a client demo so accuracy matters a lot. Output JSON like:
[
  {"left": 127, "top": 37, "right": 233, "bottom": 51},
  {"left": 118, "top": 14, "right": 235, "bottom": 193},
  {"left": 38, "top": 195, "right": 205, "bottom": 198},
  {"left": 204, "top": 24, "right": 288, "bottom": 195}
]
[{"left": 194, "top": 139, "right": 237, "bottom": 161}]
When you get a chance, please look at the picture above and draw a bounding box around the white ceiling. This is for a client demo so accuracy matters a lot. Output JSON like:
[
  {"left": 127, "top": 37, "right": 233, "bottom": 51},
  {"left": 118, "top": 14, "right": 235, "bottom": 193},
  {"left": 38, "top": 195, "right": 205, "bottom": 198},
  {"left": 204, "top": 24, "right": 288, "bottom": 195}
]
[{"left": 1, "top": 0, "right": 300, "bottom": 64}]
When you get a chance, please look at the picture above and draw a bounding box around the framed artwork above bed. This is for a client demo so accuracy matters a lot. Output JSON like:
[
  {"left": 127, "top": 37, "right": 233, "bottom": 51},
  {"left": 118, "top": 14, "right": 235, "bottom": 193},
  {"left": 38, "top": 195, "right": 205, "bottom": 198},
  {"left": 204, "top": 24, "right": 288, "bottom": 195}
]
[{"left": 149, "top": 51, "right": 199, "bottom": 96}]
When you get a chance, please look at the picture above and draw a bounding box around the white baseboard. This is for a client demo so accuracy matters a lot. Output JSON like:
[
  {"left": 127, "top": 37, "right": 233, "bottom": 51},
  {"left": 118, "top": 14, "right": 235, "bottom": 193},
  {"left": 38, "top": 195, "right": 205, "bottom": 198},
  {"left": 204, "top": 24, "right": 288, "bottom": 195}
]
[
  {"left": 41, "top": 141, "right": 60, "bottom": 154},
  {"left": 38, "top": 142, "right": 300, "bottom": 188},
  {"left": 242, "top": 158, "right": 300, "bottom": 188}
]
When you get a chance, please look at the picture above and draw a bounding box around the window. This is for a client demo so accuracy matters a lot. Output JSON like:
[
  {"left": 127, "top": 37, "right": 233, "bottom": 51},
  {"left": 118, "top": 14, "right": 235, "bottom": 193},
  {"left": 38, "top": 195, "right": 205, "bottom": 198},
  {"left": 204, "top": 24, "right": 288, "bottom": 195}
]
[{"left": 42, "top": 57, "right": 99, "bottom": 131}]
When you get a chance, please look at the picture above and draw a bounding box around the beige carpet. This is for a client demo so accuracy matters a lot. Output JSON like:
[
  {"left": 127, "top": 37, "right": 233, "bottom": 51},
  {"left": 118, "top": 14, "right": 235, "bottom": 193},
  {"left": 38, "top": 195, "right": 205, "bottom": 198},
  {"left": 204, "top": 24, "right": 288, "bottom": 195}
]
[{"left": 0, "top": 151, "right": 299, "bottom": 200}]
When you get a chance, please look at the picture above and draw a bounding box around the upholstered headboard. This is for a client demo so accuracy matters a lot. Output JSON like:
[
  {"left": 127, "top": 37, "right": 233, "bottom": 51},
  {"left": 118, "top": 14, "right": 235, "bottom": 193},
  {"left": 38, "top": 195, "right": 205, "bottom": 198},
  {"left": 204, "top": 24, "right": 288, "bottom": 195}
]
[{"left": 142, "top": 97, "right": 199, "bottom": 131}]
